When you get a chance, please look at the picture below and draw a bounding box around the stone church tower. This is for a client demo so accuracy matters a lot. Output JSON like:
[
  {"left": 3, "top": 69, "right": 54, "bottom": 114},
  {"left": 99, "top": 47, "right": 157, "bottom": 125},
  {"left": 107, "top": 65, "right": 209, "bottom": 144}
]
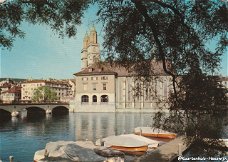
[{"left": 81, "top": 26, "right": 100, "bottom": 70}]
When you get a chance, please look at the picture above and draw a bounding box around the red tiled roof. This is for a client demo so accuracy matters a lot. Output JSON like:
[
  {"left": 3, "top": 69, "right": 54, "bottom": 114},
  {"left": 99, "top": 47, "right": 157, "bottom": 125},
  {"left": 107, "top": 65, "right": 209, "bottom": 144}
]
[
  {"left": 22, "top": 80, "right": 69, "bottom": 85},
  {"left": 0, "top": 82, "right": 12, "bottom": 88},
  {"left": 74, "top": 64, "right": 117, "bottom": 76},
  {"left": 2, "top": 86, "right": 21, "bottom": 94},
  {"left": 108, "top": 60, "right": 172, "bottom": 76},
  {"left": 74, "top": 60, "right": 171, "bottom": 77}
]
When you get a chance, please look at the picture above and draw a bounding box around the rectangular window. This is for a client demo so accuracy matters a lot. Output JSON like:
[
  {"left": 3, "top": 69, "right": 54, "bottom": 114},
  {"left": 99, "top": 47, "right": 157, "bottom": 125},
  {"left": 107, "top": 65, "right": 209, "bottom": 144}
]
[
  {"left": 103, "top": 83, "right": 107, "bottom": 90},
  {"left": 83, "top": 84, "right": 87, "bottom": 91},
  {"left": 145, "top": 88, "right": 149, "bottom": 101},
  {"left": 92, "top": 83, "right": 96, "bottom": 90},
  {"left": 82, "top": 77, "right": 88, "bottom": 81},
  {"left": 91, "top": 77, "right": 97, "bottom": 80},
  {"left": 101, "top": 76, "right": 108, "bottom": 80}
]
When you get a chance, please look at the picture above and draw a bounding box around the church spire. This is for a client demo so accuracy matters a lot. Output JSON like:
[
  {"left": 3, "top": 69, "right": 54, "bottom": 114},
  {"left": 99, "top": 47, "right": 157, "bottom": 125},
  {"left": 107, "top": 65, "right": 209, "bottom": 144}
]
[
  {"left": 81, "top": 26, "right": 100, "bottom": 70},
  {"left": 89, "top": 25, "right": 97, "bottom": 44},
  {"left": 83, "top": 31, "right": 89, "bottom": 48},
  {"left": 90, "top": 24, "right": 96, "bottom": 32}
]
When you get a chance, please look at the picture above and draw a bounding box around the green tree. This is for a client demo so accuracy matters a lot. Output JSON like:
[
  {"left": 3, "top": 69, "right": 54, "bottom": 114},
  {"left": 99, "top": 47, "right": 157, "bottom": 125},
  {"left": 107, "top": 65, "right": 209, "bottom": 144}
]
[
  {"left": 32, "top": 86, "right": 57, "bottom": 103},
  {"left": 96, "top": 1, "right": 227, "bottom": 149},
  {"left": 0, "top": 0, "right": 90, "bottom": 49},
  {"left": 97, "top": 0, "right": 227, "bottom": 93},
  {"left": 32, "top": 87, "right": 43, "bottom": 102}
]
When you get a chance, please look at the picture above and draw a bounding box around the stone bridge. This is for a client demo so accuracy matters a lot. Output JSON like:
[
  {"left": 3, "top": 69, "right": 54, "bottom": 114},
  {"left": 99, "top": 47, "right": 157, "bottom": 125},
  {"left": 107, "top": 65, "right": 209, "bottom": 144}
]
[{"left": 0, "top": 103, "right": 70, "bottom": 117}]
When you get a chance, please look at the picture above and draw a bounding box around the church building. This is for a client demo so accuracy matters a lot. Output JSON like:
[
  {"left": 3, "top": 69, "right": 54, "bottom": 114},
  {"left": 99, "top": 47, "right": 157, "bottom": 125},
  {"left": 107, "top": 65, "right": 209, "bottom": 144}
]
[{"left": 73, "top": 27, "right": 172, "bottom": 112}]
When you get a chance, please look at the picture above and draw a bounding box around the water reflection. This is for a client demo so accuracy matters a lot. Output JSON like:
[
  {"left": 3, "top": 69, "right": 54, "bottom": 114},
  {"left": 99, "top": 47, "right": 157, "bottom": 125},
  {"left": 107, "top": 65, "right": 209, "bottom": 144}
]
[
  {"left": 0, "top": 112, "right": 154, "bottom": 161},
  {"left": 0, "top": 109, "right": 11, "bottom": 123},
  {"left": 11, "top": 117, "right": 18, "bottom": 124},
  {"left": 74, "top": 113, "right": 153, "bottom": 141}
]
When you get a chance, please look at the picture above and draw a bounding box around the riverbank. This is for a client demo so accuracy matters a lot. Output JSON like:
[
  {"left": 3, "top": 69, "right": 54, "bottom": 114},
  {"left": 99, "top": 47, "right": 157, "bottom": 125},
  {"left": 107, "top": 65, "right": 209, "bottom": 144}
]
[
  {"left": 135, "top": 136, "right": 189, "bottom": 162},
  {"left": 33, "top": 136, "right": 189, "bottom": 162}
]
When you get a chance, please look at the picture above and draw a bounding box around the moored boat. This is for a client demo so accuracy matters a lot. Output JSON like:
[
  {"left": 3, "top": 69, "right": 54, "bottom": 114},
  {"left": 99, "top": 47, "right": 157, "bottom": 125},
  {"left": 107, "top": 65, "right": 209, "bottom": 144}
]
[
  {"left": 102, "top": 134, "right": 159, "bottom": 155},
  {"left": 110, "top": 145, "right": 148, "bottom": 155},
  {"left": 134, "top": 127, "right": 177, "bottom": 139}
]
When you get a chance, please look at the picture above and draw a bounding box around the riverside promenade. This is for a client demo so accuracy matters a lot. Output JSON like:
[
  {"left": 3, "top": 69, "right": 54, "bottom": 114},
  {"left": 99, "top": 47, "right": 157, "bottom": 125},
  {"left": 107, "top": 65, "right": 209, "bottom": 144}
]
[{"left": 135, "top": 136, "right": 189, "bottom": 162}]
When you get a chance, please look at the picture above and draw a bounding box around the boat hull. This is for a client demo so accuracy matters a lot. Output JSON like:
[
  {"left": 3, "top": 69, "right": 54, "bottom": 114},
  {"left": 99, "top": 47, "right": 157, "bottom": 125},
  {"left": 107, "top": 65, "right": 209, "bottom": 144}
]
[
  {"left": 135, "top": 132, "right": 176, "bottom": 139},
  {"left": 110, "top": 145, "right": 148, "bottom": 155}
]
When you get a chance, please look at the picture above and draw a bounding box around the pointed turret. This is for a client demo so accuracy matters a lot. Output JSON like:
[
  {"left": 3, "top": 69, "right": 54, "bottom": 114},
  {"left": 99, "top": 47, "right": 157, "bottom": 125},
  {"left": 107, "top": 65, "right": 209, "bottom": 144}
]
[
  {"left": 89, "top": 25, "right": 97, "bottom": 44},
  {"left": 81, "top": 32, "right": 89, "bottom": 70},
  {"left": 90, "top": 25, "right": 96, "bottom": 32},
  {"left": 83, "top": 32, "right": 89, "bottom": 48}
]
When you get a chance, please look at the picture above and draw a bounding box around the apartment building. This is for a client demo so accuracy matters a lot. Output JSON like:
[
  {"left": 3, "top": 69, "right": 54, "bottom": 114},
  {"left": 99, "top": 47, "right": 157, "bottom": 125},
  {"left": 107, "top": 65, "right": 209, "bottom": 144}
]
[{"left": 21, "top": 79, "right": 70, "bottom": 102}]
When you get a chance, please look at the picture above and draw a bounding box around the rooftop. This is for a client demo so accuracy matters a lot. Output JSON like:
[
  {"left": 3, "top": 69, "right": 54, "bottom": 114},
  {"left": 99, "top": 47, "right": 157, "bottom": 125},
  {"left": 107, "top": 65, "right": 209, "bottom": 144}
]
[
  {"left": 2, "top": 86, "right": 21, "bottom": 94},
  {"left": 74, "top": 60, "right": 170, "bottom": 77},
  {"left": 74, "top": 64, "right": 117, "bottom": 76},
  {"left": 22, "top": 79, "right": 69, "bottom": 86},
  {"left": 0, "top": 82, "right": 12, "bottom": 88}
]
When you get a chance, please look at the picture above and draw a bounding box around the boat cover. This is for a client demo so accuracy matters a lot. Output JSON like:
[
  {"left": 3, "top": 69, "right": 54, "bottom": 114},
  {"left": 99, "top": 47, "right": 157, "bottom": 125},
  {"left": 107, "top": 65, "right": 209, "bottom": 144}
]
[
  {"left": 102, "top": 134, "right": 159, "bottom": 148},
  {"left": 134, "top": 127, "right": 176, "bottom": 135}
]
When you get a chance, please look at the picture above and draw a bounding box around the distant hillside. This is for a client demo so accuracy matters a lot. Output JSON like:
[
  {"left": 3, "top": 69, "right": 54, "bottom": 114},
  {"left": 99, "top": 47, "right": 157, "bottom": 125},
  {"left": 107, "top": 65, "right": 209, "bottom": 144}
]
[{"left": 0, "top": 78, "right": 26, "bottom": 83}]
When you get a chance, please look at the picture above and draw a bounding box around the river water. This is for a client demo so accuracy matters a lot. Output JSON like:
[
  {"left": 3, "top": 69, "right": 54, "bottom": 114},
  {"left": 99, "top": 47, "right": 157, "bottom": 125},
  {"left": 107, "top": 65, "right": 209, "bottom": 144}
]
[
  {"left": 0, "top": 112, "right": 154, "bottom": 162},
  {"left": 1, "top": 111, "right": 227, "bottom": 162}
]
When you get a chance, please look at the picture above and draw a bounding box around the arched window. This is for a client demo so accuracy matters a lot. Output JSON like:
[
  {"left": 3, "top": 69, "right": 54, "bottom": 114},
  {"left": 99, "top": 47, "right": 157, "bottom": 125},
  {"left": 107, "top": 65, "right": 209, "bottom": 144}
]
[
  {"left": 92, "top": 95, "right": 97, "bottom": 103},
  {"left": 101, "top": 95, "right": 109, "bottom": 102},
  {"left": 81, "top": 95, "right": 89, "bottom": 103}
]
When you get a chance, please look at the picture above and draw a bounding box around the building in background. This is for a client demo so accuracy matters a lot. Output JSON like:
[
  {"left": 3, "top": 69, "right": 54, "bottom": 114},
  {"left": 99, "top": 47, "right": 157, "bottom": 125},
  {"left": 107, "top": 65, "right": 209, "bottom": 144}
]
[
  {"left": 21, "top": 79, "right": 73, "bottom": 103},
  {"left": 60, "top": 79, "right": 76, "bottom": 102},
  {"left": 0, "top": 86, "right": 21, "bottom": 103},
  {"left": 0, "top": 78, "right": 22, "bottom": 103},
  {"left": 0, "top": 78, "right": 14, "bottom": 93},
  {"left": 74, "top": 64, "right": 117, "bottom": 112},
  {"left": 0, "top": 78, "right": 13, "bottom": 85}
]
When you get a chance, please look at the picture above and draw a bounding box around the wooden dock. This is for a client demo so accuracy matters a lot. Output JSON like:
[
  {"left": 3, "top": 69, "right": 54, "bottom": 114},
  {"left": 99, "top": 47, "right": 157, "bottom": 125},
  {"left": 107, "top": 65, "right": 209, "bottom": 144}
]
[{"left": 134, "top": 136, "right": 189, "bottom": 162}]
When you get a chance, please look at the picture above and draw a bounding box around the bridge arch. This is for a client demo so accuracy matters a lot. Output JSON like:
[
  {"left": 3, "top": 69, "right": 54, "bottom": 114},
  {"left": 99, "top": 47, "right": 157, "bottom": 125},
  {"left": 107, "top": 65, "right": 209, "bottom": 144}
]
[
  {"left": 26, "top": 106, "right": 46, "bottom": 117},
  {"left": 0, "top": 109, "right": 11, "bottom": 121},
  {"left": 52, "top": 106, "right": 69, "bottom": 115}
]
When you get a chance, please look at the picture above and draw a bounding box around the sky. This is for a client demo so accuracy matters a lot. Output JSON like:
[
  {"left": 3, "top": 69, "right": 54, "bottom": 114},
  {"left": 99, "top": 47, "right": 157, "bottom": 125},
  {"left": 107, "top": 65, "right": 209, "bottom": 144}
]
[
  {"left": 0, "top": 4, "right": 104, "bottom": 79},
  {"left": 0, "top": 4, "right": 227, "bottom": 79}
]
